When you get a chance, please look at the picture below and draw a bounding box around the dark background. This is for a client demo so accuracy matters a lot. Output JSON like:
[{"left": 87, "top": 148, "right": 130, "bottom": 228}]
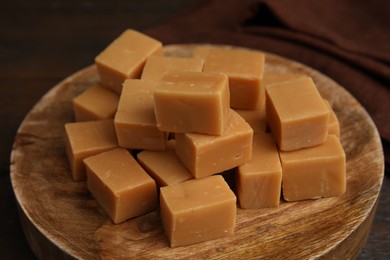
[{"left": 1, "top": 0, "right": 388, "bottom": 259}]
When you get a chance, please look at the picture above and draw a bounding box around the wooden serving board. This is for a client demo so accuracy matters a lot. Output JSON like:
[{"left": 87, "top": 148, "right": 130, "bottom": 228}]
[{"left": 10, "top": 45, "right": 384, "bottom": 259}]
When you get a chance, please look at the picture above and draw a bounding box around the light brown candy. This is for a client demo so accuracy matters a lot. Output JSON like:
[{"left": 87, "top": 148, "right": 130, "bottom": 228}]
[
  {"left": 154, "top": 70, "right": 230, "bottom": 135},
  {"left": 84, "top": 148, "right": 158, "bottom": 224},
  {"left": 262, "top": 73, "right": 307, "bottom": 113},
  {"left": 262, "top": 73, "right": 307, "bottom": 87},
  {"left": 235, "top": 108, "right": 267, "bottom": 134},
  {"left": 95, "top": 29, "right": 162, "bottom": 93},
  {"left": 141, "top": 56, "right": 204, "bottom": 81},
  {"left": 324, "top": 100, "right": 341, "bottom": 137},
  {"left": 192, "top": 45, "right": 212, "bottom": 60},
  {"left": 160, "top": 175, "right": 236, "bottom": 247},
  {"left": 266, "top": 76, "right": 330, "bottom": 151},
  {"left": 114, "top": 79, "right": 167, "bottom": 150},
  {"left": 280, "top": 135, "right": 346, "bottom": 201},
  {"left": 237, "top": 133, "right": 282, "bottom": 208},
  {"left": 73, "top": 84, "right": 119, "bottom": 122},
  {"left": 203, "top": 47, "right": 265, "bottom": 109},
  {"left": 175, "top": 109, "right": 253, "bottom": 178},
  {"left": 137, "top": 140, "right": 193, "bottom": 187},
  {"left": 64, "top": 119, "right": 118, "bottom": 181}
]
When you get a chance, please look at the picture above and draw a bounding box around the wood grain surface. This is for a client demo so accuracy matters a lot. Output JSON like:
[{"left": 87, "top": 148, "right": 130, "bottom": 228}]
[{"left": 10, "top": 45, "right": 384, "bottom": 259}]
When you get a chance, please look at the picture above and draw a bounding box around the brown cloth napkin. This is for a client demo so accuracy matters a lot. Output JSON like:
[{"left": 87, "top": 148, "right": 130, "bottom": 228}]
[{"left": 146, "top": 0, "right": 390, "bottom": 170}]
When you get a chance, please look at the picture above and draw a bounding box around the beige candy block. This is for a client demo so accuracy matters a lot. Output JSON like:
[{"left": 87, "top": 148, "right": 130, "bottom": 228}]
[
  {"left": 203, "top": 47, "right": 265, "bottom": 109},
  {"left": 73, "top": 84, "right": 119, "bottom": 122},
  {"left": 262, "top": 73, "right": 307, "bottom": 113},
  {"left": 84, "top": 148, "right": 158, "bottom": 224},
  {"left": 280, "top": 135, "right": 346, "bottom": 201},
  {"left": 192, "top": 45, "right": 213, "bottom": 60},
  {"left": 114, "top": 79, "right": 167, "bottom": 150},
  {"left": 160, "top": 175, "right": 236, "bottom": 247},
  {"left": 237, "top": 133, "right": 282, "bottom": 208},
  {"left": 175, "top": 109, "right": 253, "bottom": 178},
  {"left": 64, "top": 119, "right": 118, "bottom": 181},
  {"left": 232, "top": 73, "right": 304, "bottom": 134},
  {"left": 95, "top": 29, "right": 162, "bottom": 93},
  {"left": 141, "top": 56, "right": 204, "bottom": 81},
  {"left": 324, "top": 100, "right": 341, "bottom": 137},
  {"left": 137, "top": 140, "right": 193, "bottom": 187},
  {"left": 154, "top": 70, "right": 230, "bottom": 135},
  {"left": 235, "top": 108, "right": 267, "bottom": 133},
  {"left": 232, "top": 72, "right": 304, "bottom": 134},
  {"left": 266, "top": 76, "right": 330, "bottom": 151},
  {"left": 262, "top": 73, "right": 307, "bottom": 87}
]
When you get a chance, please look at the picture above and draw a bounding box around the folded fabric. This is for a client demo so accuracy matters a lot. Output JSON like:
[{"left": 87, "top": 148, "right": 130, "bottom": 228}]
[{"left": 146, "top": 0, "right": 390, "bottom": 170}]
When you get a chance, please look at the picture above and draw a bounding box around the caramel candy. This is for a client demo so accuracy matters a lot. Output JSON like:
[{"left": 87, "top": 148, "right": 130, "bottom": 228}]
[
  {"left": 64, "top": 119, "right": 118, "bottom": 181},
  {"left": 235, "top": 108, "right": 267, "bottom": 133},
  {"left": 262, "top": 73, "right": 307, "bottom": 87},
  {"left": 160, "top": 175, "right": 236, "bottom": 247},
  {"left": 266, "top": 76, "right": 330, "bottom": 151},
  {"left": 280, "top": 135, "right": 346, "bottom": 201},
  {"left": 137, "top": 140, "right": 193, "bottom": 187},
  {"left": 203, "top": 47, "right": 265, "bottom": 109},
  {"left": 233, "top": 74, "right": 305, "bottom": 132},
  {"left": 84, "top": 148, "right": 158, "bottom": 223},
  {"left": 192, "top": 45, "right": 212, "bottom": 60},
  {"left": 95, "top": 29, "right": 162, "bottom": 93},
  {"left": 237, "top": 133, "right": 282, "bottom": 208},
  {"left": 262, "top": 73, "right": 307, "bottom": 113},
  {"left": 114, "top": 79, "right": 167, "bottom": 150},
  {"left": 324, "top": 100, "right": 340, "bottom": 137},
  {"left": 73, "top": 84, "right": 119, "bottom": 122},
  {"left": 232, "top": 73, "right": 297, "bottom": 134},
  {"left": 175, "top": 109, "right": 253, "bottom": 178},
  {"left": 141, "top": 56, "right": 204, "bottom": 81},
  {"left": 154, "top": 70, "right": 230, "bottom": 135}
]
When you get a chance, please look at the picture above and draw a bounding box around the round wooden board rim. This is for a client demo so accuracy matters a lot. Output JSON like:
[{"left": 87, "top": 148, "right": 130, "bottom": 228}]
[{"left": 10, "top": 44, "right": 384, "bottom": 259}]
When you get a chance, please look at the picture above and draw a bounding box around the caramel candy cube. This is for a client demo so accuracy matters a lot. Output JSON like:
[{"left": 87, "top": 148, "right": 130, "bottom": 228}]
[
  {"left": 266, "top": 76, "right": 330, "bottom": 151},
  {"left": 114, "top": 79, "right": 167, "bottom": 150},
  {"left": 141, "top": 56, "right": 204, "bottom": 81},
  {"left": 233, "top": 74, "right": 305, "bottom": 133},
  {"left": 73, "top": 84, "right": 119, "bottom": 122},
  {"left": 262, "top": 73, "right": 307, "bottom": 112},
  {"left": 262, "top": 73, "right": 307, "bottom": 87},
  {"left": 64, "top": 119, "right": 118, "bottom": 181},
  {"left": 235, "top": 108, "right": 267, "bottom": 133},
  {"left": 160, "top": 175, "right": 236, "bottom": 247},
  {"left": 137, "top": 140, "right": 193, "bottom": 187},
  {"left": 232, "top": 73, "right": 304, "bottom": 133},
  {"left": 84, "top": 148, "right": 158, "bottom": 223},
  {"left": 95, "top": 29, "right": 162, "bottom": 93},
  {"left": 192, "top": 45, "right": 213, "bottom": 60},
  {"left": 203, "top": 47, "right": 265, "bottom": 109},
  {"left": 237, "top": 133, "right": 282, "bottom": 208},
  {"left": 324, "top": 100, "right": 340, "bottom": 137},
  {"left": 280, "top": 135, "right": 346, "bottom": 201},
  {"left": 154, "top": 70, "right": 230, "bottom": 135},
  {"left": 175, "top": 109, "right": 253, "bottom": 178}
]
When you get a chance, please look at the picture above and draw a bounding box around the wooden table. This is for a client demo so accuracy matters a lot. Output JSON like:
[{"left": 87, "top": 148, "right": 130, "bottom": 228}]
[{"left": 1, "top": 1, "right": 388, "bottom": 259}]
